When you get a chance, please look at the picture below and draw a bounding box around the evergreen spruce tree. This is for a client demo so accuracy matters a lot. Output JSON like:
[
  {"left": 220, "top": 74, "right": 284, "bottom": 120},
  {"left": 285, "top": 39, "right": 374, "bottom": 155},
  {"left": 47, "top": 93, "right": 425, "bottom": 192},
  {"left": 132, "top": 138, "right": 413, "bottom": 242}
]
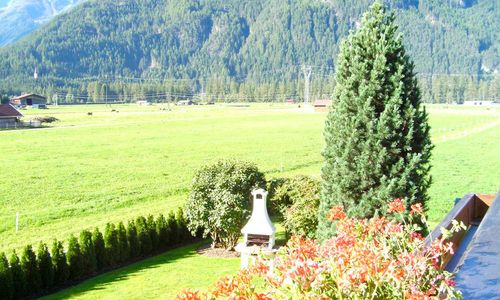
[
  {"left": 66, "top": 236, "right": 84, "bottom": 280},
  {"left": 127, "top": 220, "right": 140, "bottom": 258},
  {"left": 156, "top": 214, "right": 168, "bottom": 249},
  {"left": 117, "top": 222, "right": 130, "bottom": 263},
  {"left": 37, "top": 242, "right": 54, "bottom": 290},
  {"left": 91, "top": 228, "right": 106, "bottom": 270},
  {"left": 136, "top": 217, "right": 152, "bottom": 255},
  {"left": 79, "top": 230, "right": 97, "bottom": 275},
  {"left": 104, "top": 223, "right": 119, "bottom": 266},
  {"left": 0, "top": 252, "right": 14, "bottom": 300},
  {"left": 9, "top": 251, "right": 25, "bottom": 299},
  {"left": 176, "top": 208, "right": 190, "bottom": 242},
  {"left": 20, "top": 245, "right": 41, "bottom": 295},
  {"left": 51, "top": 240, "right": 69, "bottom": 286},
  {"left": 146, "top": 215, "right": 159, "bottom": 251},
  {"left": 317, "top": 1, "right": 433, "bottom": 240},
  {"left": 166, "top": 211, "right": 179, "bottom": 245}
]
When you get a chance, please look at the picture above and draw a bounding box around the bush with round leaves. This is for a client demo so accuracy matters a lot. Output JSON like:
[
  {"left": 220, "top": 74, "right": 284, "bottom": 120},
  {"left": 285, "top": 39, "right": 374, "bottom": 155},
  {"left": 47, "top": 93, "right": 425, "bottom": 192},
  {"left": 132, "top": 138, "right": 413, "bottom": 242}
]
[
  {"left": 279, "top": 176, "right": 321, "bottom": 239},
  {"left": 184, "top": 159, "right": 266, "bottom": 250}
]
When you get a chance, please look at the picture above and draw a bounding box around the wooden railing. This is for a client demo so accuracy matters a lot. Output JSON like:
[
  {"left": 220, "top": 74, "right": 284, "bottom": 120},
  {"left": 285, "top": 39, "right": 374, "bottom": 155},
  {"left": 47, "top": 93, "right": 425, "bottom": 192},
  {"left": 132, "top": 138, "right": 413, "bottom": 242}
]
[{"left": 425, "top": 193, "right": 495, "bottom": 269}]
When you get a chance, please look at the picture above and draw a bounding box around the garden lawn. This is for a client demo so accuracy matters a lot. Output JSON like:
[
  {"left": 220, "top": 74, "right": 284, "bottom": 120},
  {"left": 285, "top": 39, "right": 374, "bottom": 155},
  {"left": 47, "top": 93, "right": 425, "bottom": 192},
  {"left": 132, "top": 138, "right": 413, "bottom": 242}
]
[{"left": 40, "top": 242, "right": 240, "bottom": 300}]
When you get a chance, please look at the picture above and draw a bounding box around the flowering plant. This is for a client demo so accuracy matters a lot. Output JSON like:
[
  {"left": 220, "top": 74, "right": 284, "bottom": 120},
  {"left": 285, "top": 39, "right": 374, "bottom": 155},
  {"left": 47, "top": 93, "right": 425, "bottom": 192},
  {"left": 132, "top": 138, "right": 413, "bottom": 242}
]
[{"left": 177, "top": 199, "right": 463, "bottom": 299}]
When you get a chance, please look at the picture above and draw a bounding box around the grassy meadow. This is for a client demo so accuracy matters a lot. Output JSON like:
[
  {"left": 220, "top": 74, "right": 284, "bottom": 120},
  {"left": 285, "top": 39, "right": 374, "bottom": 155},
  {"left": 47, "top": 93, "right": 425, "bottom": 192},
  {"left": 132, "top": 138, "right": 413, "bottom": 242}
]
[{"left": 0, "top": 103, "right": 499, "bottom": 298}]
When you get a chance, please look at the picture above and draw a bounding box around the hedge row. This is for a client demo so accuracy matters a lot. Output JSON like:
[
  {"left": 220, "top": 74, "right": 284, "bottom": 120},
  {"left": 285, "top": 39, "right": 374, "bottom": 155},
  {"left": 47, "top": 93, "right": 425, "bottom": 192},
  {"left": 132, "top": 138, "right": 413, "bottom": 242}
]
[{"left": 0, "top": 208, "right": 194, "bottom": 300}]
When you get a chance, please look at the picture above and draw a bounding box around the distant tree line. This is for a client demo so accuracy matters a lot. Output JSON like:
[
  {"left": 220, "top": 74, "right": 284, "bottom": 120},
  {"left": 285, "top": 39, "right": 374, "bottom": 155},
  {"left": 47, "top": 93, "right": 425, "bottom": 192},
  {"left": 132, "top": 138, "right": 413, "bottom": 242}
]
[
  {"left": 0, "top": 209, "right": 194, "bottom": 300},
  {"left": 1, "top": 75, "right": 497, "bottom": 105}
]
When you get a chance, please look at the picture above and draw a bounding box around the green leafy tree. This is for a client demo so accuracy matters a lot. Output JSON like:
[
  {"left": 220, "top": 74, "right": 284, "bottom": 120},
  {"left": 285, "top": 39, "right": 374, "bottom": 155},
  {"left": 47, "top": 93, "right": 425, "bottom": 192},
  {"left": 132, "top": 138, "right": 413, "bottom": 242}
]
[
  {"left": 104, "top": 223, "right": 119, "bottom": 266},
  {"left": 117, "top": 222, "right": 130, "bottom": 263},
  {"left": 91, "top": 228, "right": 106, "bottom": 270},
  {"left": 37, "top": 242, "right": 54, "bottom": 290},
  {"left": 51, "top": 240, "right": 69, "bottom": 286},
  {"left": 184, "top": 159, "right": 266, "bottom": 249},
  {"left": 317, "top": 1, "right": 433, "bottom": 240},
  {"left": 79, "top": 230, "right": 97, "bottom": 275},
  {"left": 9, "top": 251, "right": 25, "bottom": 299},
  {"left": 126, "top": 220, "right": 140, "bottom": 258},
  {"left": 0, "top": 252, "right": 14, "bottom": 300},
  {"left": 0, "top": 94, "right": 9, "bottom": 104},
  {"left": 20, "top": 245, "right": 41, "bottom": 295},
  {"left": 67, "top": 235, "right": 84, "bottom": 280}
]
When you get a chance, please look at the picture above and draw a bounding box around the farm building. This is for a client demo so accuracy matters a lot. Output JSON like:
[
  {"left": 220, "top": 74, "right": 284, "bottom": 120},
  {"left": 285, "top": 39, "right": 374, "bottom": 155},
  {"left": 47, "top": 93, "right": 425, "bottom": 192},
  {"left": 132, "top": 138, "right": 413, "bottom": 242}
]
[
  {"left": 314, "top": 99, "right": 332, "bottom": 112},
  {"left": 177, "top": 100, "right": 197, "bottom": 106},
  {"left": 0, "top": 104, "right": 23, "bottom": 128},
  {"left": 11, "top": 93, "right": 47, "bottom": 108},
  {"left": 137, "top": 100, "right": 152, "bottom": 106}
]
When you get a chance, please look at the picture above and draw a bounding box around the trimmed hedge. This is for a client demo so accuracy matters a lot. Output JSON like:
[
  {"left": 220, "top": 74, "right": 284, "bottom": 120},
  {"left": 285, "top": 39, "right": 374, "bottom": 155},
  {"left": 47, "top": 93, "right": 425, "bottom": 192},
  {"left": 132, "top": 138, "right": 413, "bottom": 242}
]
[{"left": 0, "top": 208, "right": 194, "bottom": 299}]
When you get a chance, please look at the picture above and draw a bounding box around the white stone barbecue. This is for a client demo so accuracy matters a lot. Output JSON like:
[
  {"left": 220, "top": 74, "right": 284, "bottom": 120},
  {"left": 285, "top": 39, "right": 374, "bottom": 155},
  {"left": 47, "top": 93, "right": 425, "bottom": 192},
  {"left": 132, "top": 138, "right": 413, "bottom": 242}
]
[
  {"left": 241, "top": 188, "right": 276, "bottom": 249},
  {"left": 236, "top": 188, "right": 277, "bottom": 268}
]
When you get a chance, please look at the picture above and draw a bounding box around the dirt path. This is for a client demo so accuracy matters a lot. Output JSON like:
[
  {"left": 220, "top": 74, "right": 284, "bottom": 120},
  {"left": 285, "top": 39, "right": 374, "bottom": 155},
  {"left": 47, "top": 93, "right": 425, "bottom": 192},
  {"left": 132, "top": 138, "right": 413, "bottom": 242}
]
[{"left": 434, "top": 119, "right": 500, "bottom": 144}]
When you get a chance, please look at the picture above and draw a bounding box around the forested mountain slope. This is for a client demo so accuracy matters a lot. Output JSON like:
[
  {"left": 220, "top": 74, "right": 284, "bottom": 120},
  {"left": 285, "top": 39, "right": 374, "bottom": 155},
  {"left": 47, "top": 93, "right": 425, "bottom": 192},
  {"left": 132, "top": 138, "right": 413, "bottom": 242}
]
[
  {"left": 0, "top": 0, "right": 85, "bottom": 46},
  {"left": 0, "top": 0, "right": 497, "bottom": 93}
]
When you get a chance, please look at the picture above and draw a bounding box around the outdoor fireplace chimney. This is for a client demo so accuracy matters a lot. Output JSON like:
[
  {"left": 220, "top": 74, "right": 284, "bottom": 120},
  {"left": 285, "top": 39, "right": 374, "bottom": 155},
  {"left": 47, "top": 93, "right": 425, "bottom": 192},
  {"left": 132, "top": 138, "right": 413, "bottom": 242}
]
[{"left": 241, "top": 188, "right": 276, "bottom": 249}]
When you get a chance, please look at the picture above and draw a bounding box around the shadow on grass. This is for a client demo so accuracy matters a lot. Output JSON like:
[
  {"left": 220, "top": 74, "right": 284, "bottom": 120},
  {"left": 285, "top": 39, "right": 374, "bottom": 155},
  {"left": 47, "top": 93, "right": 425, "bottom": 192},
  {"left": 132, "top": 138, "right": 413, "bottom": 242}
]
[{"left": 42, "top": 242, "right": 206, "bottom": 300}]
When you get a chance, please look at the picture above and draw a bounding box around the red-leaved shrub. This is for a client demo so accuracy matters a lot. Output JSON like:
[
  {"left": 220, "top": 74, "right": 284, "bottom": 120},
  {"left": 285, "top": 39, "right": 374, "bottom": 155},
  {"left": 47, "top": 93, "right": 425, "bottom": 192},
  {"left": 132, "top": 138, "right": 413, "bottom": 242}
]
[{"left": 177, "top": 200, "right": 462, "bottom": 299}]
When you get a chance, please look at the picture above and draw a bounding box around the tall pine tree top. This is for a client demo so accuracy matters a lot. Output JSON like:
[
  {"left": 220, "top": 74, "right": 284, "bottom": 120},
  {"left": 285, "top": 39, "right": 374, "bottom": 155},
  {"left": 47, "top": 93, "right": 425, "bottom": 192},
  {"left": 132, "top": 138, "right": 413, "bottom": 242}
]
[{"left": 317, "top": 1, "right": 433, "bottom": 240}]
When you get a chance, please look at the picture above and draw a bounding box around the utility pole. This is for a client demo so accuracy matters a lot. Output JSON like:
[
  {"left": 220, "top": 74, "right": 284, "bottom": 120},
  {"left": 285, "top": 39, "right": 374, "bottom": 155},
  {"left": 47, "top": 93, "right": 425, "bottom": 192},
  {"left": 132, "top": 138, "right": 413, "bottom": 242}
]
[{"left": 302, "top": 65, "right": 312, "bottom": 105}]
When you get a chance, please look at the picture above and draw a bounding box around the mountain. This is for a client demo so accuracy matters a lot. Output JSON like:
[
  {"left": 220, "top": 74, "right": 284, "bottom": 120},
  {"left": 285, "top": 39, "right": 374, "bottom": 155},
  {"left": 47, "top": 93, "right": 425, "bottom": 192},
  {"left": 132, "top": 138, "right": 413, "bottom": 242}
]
[
  {"left": 0, "top": 0, "right": 85, "bottom": 46},
  {"left": 0, "top": 0, "right": 497, "bottom": 94}
]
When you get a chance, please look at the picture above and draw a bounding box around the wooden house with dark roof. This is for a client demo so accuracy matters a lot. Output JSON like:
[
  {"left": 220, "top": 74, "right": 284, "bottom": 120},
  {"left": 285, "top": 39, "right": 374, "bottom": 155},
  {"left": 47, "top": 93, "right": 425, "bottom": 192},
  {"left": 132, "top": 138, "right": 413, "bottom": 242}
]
[
  {"left": 11, "top": 93, "right": 47, "bottom": 108},
  {"left": 0, "top": 104, "right": 23, "bottom": 128}
]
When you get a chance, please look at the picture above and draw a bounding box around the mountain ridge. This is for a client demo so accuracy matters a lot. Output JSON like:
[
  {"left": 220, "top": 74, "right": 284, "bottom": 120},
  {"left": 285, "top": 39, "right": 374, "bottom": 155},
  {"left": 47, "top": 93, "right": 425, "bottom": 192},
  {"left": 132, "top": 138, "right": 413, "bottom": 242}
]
[{"left": 0, "top": 0, "right": 497, "bottom": 93}]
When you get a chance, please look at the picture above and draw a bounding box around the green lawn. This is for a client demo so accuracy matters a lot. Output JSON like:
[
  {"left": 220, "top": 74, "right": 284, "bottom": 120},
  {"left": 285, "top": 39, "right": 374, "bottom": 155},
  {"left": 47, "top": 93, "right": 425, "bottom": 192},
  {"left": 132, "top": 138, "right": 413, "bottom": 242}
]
[
  {"left": 0, "top": 103, "right": 499, "bottom": 298},
  {"left": 41, "top": 242, "right": 240, "bottom": 300}
]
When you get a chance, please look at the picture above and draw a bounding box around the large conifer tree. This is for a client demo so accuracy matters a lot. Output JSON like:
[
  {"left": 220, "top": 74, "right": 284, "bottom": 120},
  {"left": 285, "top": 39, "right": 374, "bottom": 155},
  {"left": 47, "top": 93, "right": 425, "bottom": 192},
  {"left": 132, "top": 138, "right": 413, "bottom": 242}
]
[{"left": 317, "top": 1, "right": 432, "bottom": 240}]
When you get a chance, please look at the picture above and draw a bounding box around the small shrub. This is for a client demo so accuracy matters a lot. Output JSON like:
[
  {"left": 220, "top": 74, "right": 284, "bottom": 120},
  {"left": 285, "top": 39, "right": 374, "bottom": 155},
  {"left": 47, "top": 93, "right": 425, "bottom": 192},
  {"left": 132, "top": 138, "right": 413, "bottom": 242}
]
[
  {"left": 51, "top": 240, "right": 69, "bottom": 285},
  {"left": 126, "top": 220, "right": 140, "bottom": 258},
  {"left": 20, "top": 245, "right": 41, "bottom": 294},
  {"left": 67, "top": 235, "right": 84, "bottom": 280},
  {"left": 79, "top": 230, "right": 96, "bottom": 275},
  {"left": 104, "top": 223, "right": 119, "bottom": 266},
  {"left": 0, "top": 252, "right": 14, "bottom": 300},
  {"left": 281, "top": 176, "right": 321, "bottom": 238},
  {"left": 9, "top": 251, "right": 25, "bottom": 299},
  {"left": 185, "top": 159, "right": 266, "bottom": 249},
  {"left": 37, "top": 242, "right": 54, "bottom": 290},
  {"left": 117, "top": 222, "right": 130, "bottom": 263},
  {"left": 91, "top": 228, "right": 105, "bottom": 271},
  {"left": 33, "top": 116, "right": 59, "bottom": 123},
  {"left": 266, "top": 177, "right": 290, "bottom": 215}
]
